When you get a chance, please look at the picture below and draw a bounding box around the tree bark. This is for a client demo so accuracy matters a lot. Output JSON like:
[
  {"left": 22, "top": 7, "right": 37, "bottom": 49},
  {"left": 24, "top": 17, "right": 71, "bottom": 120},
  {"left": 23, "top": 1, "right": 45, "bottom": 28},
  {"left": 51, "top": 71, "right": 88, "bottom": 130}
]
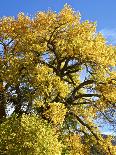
[{"left": 0, "top": 92, "right": 6, "bottom": 123}]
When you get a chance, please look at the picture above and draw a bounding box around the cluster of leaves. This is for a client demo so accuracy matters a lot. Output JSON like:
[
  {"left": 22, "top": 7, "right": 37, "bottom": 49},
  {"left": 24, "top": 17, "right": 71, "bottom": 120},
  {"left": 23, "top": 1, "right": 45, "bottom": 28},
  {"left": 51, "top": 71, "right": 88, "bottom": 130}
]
[
  {"left": 0, "top": 4, "right": 116, "bottom": 154},
  {"left": 0, "top": 114, "right": 62, "bottom": 155}
]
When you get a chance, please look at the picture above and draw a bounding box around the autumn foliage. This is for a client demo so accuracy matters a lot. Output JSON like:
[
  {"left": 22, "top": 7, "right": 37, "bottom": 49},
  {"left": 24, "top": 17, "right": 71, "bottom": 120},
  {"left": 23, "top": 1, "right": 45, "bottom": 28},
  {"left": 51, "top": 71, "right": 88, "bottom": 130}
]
[{"left": 0, "top": 5, "right": 116, "bottom": 154}]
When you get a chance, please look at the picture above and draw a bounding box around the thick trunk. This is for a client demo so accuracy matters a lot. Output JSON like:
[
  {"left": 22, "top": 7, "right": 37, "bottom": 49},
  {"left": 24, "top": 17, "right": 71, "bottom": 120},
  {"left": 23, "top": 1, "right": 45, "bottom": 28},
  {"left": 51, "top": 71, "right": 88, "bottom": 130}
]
[
  {"left": 0, "top": 99, "right": 6, "bottom": 123},
  {"left": 0, "top": 82, "right": 6, "bottom": 123}
]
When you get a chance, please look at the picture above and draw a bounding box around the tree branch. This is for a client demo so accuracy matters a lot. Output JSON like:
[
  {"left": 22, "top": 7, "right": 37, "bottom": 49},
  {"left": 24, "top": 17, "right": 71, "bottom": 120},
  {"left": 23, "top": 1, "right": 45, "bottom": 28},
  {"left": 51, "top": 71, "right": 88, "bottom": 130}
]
[
  {"left": 69, "top": 111, "right": 99, "bottom": 140},
  {"left": 72, "top": 80, "right": 95, "bottom": 97},
  {"left": 75, "top": 93, "right": 101, "bottom": 100}
]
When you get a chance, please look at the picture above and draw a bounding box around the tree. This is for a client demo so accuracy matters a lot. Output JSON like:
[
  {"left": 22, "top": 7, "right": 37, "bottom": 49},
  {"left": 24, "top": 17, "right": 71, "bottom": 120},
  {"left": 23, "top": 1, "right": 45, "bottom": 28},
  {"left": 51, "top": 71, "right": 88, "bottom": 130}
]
[{"left": 0, "top": 4, "right": 116, "bottom": 154}]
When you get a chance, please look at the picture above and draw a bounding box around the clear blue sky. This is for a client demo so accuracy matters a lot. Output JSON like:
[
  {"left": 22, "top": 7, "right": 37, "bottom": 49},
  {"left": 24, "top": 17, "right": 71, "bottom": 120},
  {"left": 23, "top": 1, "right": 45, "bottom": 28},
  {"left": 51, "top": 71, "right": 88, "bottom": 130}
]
[
  {"left": 0, "top": 0, "right": 116, "bottom": 44},
  {"left": 0, "top": 0, "right": 115, "bottom": 29}
]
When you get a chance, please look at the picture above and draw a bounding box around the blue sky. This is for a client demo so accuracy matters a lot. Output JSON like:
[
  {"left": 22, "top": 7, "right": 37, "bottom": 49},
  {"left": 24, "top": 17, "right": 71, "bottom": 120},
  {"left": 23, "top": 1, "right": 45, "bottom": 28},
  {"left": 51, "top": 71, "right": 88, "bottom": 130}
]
[
  {"left": 0, "top": 0, "right": 116, "bottom": 44},
  {"left": 0, "top": 0, "right": 116, "bottom": 135}
]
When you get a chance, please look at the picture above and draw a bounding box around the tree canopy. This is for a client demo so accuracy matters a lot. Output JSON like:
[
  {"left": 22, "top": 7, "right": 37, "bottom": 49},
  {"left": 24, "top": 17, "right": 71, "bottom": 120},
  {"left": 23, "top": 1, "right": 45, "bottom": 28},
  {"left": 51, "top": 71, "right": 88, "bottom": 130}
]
[{"left": 0, "top": 4, "right": 116, "bottom": 155}]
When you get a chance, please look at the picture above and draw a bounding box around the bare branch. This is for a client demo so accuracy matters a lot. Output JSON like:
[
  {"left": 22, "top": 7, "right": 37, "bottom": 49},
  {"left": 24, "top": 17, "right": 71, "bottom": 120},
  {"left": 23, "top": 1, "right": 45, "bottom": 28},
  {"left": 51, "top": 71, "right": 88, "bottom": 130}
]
[
  {"left": 72, "top": 80, "right": 95, "bottom": 97},
  {"left": 75, "top": 93, "right": 101, "bottom": 100}
]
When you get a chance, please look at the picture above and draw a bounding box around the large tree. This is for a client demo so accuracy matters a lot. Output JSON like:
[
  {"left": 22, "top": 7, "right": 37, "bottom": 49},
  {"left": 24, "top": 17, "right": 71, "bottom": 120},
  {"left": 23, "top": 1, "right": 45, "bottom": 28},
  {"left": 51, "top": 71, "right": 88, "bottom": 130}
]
[{"left": 0, "top": 5, "right": 116, "bottom": 154}]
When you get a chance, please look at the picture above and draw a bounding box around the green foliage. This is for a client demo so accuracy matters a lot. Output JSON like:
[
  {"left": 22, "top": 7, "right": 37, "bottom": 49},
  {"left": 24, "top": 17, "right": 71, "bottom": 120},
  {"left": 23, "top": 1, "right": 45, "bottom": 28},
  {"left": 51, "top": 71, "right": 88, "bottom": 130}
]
[{"left": 0, "top": 114, "right": 62, "bottom": 155}]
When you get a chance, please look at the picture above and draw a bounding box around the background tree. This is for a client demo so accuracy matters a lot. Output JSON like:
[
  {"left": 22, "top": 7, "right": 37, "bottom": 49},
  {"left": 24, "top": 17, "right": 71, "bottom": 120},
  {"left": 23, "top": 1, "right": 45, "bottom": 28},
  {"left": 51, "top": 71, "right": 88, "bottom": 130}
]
[{"left": 0, "top": 4, "right": 116, "bottom": 154}]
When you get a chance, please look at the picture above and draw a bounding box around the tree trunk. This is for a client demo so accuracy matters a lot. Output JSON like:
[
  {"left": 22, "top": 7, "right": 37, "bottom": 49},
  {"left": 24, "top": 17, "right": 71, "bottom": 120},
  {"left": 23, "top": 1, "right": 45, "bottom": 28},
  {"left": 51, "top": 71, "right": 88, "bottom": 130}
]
[{"left": 0, "top": 95, "right": 6, "bottom": 123}]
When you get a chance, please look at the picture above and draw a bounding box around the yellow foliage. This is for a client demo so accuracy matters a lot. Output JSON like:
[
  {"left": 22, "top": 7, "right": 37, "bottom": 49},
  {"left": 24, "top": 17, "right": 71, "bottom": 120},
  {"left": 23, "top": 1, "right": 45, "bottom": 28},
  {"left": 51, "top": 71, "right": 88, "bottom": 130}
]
[
  {"left": 0, "top": 4, "right": 115, "bottom": 155},
  {"left": 44, "top": 102, "right": 67, "bottom": 125}
]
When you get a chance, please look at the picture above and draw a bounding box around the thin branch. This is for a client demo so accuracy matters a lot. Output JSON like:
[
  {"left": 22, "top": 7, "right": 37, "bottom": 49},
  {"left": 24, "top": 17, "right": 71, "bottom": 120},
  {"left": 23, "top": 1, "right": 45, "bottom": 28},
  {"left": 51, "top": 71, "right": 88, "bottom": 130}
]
[
  {"left": 69, "top": 111, "right": 99, "bottom": 140},
  {"left": 70, "top": 101, "right": 93, "bottom": 105},
  {"left": 75, "top": 93, "right": 101, "bottom": 100},
  {"left": 67, "top": 74, "right": 76, "bottom": 85},
  {"left": 64, "top": 68, "right": 80, "bottom": 75}
]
